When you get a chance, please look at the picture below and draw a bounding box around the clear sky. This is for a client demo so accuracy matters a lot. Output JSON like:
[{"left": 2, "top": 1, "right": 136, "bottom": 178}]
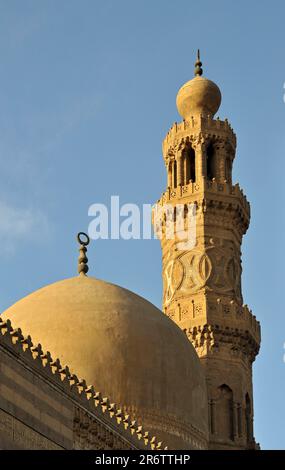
[{"left": 0, "top": 0, "right": 284, "bottom": 449}]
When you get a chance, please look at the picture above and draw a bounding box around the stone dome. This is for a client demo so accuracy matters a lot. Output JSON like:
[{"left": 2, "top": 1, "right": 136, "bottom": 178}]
[
  {"left": 2, "top": 276, "right": 208, "bottom": 449},
  {"left": 176, "top": 75, "right": 221, "bottom": 119}
]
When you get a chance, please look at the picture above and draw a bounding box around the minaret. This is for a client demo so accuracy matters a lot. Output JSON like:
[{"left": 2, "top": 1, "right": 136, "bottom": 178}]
[{"left": 154, "top": 52, "right": 261, "bottom": 450}]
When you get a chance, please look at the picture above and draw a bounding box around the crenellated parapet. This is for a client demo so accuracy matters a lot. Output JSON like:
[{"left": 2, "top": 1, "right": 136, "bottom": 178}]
[{"left": 0, "top": 316, "right": 166, "bottom": 450}]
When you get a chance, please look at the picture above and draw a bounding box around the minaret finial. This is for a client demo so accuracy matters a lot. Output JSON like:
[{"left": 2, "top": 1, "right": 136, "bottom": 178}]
[
  {"left": 77, "top": 232, "right": 90, "bottom": 276},
  {"left": 194, "top": 49, "right": 203, "bottom": 77}
]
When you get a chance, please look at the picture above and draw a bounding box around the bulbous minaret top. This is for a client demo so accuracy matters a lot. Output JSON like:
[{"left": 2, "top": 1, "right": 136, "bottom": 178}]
[{"left": 176, "top": 50, "right": 222, "bottom": 119}]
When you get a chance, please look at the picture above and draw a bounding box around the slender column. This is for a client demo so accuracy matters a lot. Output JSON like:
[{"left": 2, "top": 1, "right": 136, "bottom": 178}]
[
  {"left": 194, "top": 143, "right": 206, "bottom": 182},
  {"left": 208, "top": 400, "right": 212, "bottom": 435},
  {"left": 183, "top": 154, "right": 188, "bottom": 185},
  {"left": 226, "top": 157, "right": 233, "bottom": 184},
  {"left": 233, "top": 403, "right": 239, "bottom": 440},
  {"left": 237, "top": 404, "right": 242, "bottom": 437},
  {"left": 217, "top": 145, "right": 227, "bottom": 182},
  {"left": 210, "top": 399, "right": 216, "bottom": 435},
  {"left": 171, "top": 161, "right": 176, "bottom": 188},
  {"left": 177, "top": 151, "right": 183, "bottom": 186},
  {"left": 167, "top": 162, "right": 172, "bottom": 188}
]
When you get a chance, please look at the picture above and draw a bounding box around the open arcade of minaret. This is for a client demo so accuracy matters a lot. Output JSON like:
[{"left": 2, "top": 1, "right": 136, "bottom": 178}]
[{"left": 0, "top": 52, "right": 260, "bottom": 450}]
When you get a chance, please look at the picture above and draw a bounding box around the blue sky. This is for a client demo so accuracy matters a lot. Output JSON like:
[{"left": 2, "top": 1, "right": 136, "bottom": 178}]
[{"left": 0, "top": 0, "right": 284, "bottom": 449}]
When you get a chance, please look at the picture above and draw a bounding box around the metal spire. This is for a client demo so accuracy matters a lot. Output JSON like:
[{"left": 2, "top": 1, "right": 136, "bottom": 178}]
[
  {"left": 77, "top": 232, "right": 90, "bottom": 276},
  {"left": 194, "top": 49, "right": 203, "bottom": 76}
]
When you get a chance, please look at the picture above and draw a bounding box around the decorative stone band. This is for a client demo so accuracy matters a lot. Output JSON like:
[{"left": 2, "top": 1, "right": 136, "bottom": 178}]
[
  {"left": 184, "top": 321, "right": 260, "bottom": 364},
  {"left": 122, "top": 407, "right": 208, "bottom": 450},
  {"left": 155, "top": 180, "right": 250, "bottom": 238},
  {"left": 165, "top": 302, "right": 260, "bottom": 343},
  {"left": 158, "top": 180, "right": 250, "bottom": 213},
  {"left": 0, "top": 316, "right": 166, "bottom": 451}
]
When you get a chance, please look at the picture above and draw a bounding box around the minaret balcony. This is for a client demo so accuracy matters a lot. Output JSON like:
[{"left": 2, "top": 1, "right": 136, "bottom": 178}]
[{"left": 163, "top": 116, "right": 236, "bottom": 161}]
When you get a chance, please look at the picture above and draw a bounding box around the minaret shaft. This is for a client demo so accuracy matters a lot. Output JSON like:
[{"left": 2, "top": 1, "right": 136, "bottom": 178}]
[{"left": 155, "top": 113, "right": 260, "bottom": 450}]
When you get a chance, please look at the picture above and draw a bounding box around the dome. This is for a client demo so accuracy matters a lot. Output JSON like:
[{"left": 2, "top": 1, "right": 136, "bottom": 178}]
[
  {"left": 176, "top": 76, "right": 221, "bottom": 119},
  {"left": 2, "top": 275, "right": 208, "bottom": 449}
]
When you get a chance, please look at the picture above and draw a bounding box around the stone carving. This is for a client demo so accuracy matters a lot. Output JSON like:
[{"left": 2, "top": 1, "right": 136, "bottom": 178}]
[
  {"left": 163, "top": 244, "right": 242, "bottom": 305},
  {"left": 185, "top": 322, "right": 260, "bottom": 363},
  {"left": 164, "top": 258, "right": 184, "bottom": 305},
  {"left": 73, "top": 407, "right": 129, "bottom": 450},
  {"left": 194, "top": 304, "right": 203, "bottom": 317}
]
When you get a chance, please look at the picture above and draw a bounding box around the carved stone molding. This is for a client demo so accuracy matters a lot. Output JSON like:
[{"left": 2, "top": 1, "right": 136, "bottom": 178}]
[
  {"left": 73, "top": 407, "right": 130, "bottom": 450},
  {"left": 184, "top": 323, "right": 260, "bottom": 363}
]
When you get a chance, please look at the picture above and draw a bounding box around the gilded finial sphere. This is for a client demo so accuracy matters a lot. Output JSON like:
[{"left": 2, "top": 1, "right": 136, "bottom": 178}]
[{"left": 176, "top": 50, "right": 221, "bottom": 119}]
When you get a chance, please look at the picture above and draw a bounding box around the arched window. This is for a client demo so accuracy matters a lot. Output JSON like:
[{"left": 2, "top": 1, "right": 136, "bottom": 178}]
[
  {"left": 206, "top": 143, "right": 215, "bottom": 180},
  {"left": 189, "top": 147, "right": 196, "bottom": 182},
  {"left": 183, "top": 146, "right": 196, "bottom": 184},
  {"left": 216, "top": 384, "right": 234, "bottom": 441}
]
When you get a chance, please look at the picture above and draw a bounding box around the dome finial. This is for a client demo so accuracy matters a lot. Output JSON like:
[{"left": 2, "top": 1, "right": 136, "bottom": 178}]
[
  {"left": 194, "top": 49, "right": 203, "bottom": 77},
  {"left": 77, "top": 232, "right": 90, "bottom": 276}
]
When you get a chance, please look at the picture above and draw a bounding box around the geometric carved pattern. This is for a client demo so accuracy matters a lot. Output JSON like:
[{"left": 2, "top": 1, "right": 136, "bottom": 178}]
[
  {"left": 163, "top": 245, "right": 241, "bottom": 305},
  {"left": 164, "top": 258, "right": 184, "bottom": 305}
]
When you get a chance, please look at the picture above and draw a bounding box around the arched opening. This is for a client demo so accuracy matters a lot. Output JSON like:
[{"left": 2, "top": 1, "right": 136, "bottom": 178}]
[
  {"left": 206, "top": 143, "right": 215, "bottom": 180},
  {"left": 216, "top": 384, "right": 234, "bottom": 441},
  {"left": 184, "top": 146, "right": 196, "bottom": 184},
  {"left": 189, "top": 147, "right": 196, "bottom": 182}
]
